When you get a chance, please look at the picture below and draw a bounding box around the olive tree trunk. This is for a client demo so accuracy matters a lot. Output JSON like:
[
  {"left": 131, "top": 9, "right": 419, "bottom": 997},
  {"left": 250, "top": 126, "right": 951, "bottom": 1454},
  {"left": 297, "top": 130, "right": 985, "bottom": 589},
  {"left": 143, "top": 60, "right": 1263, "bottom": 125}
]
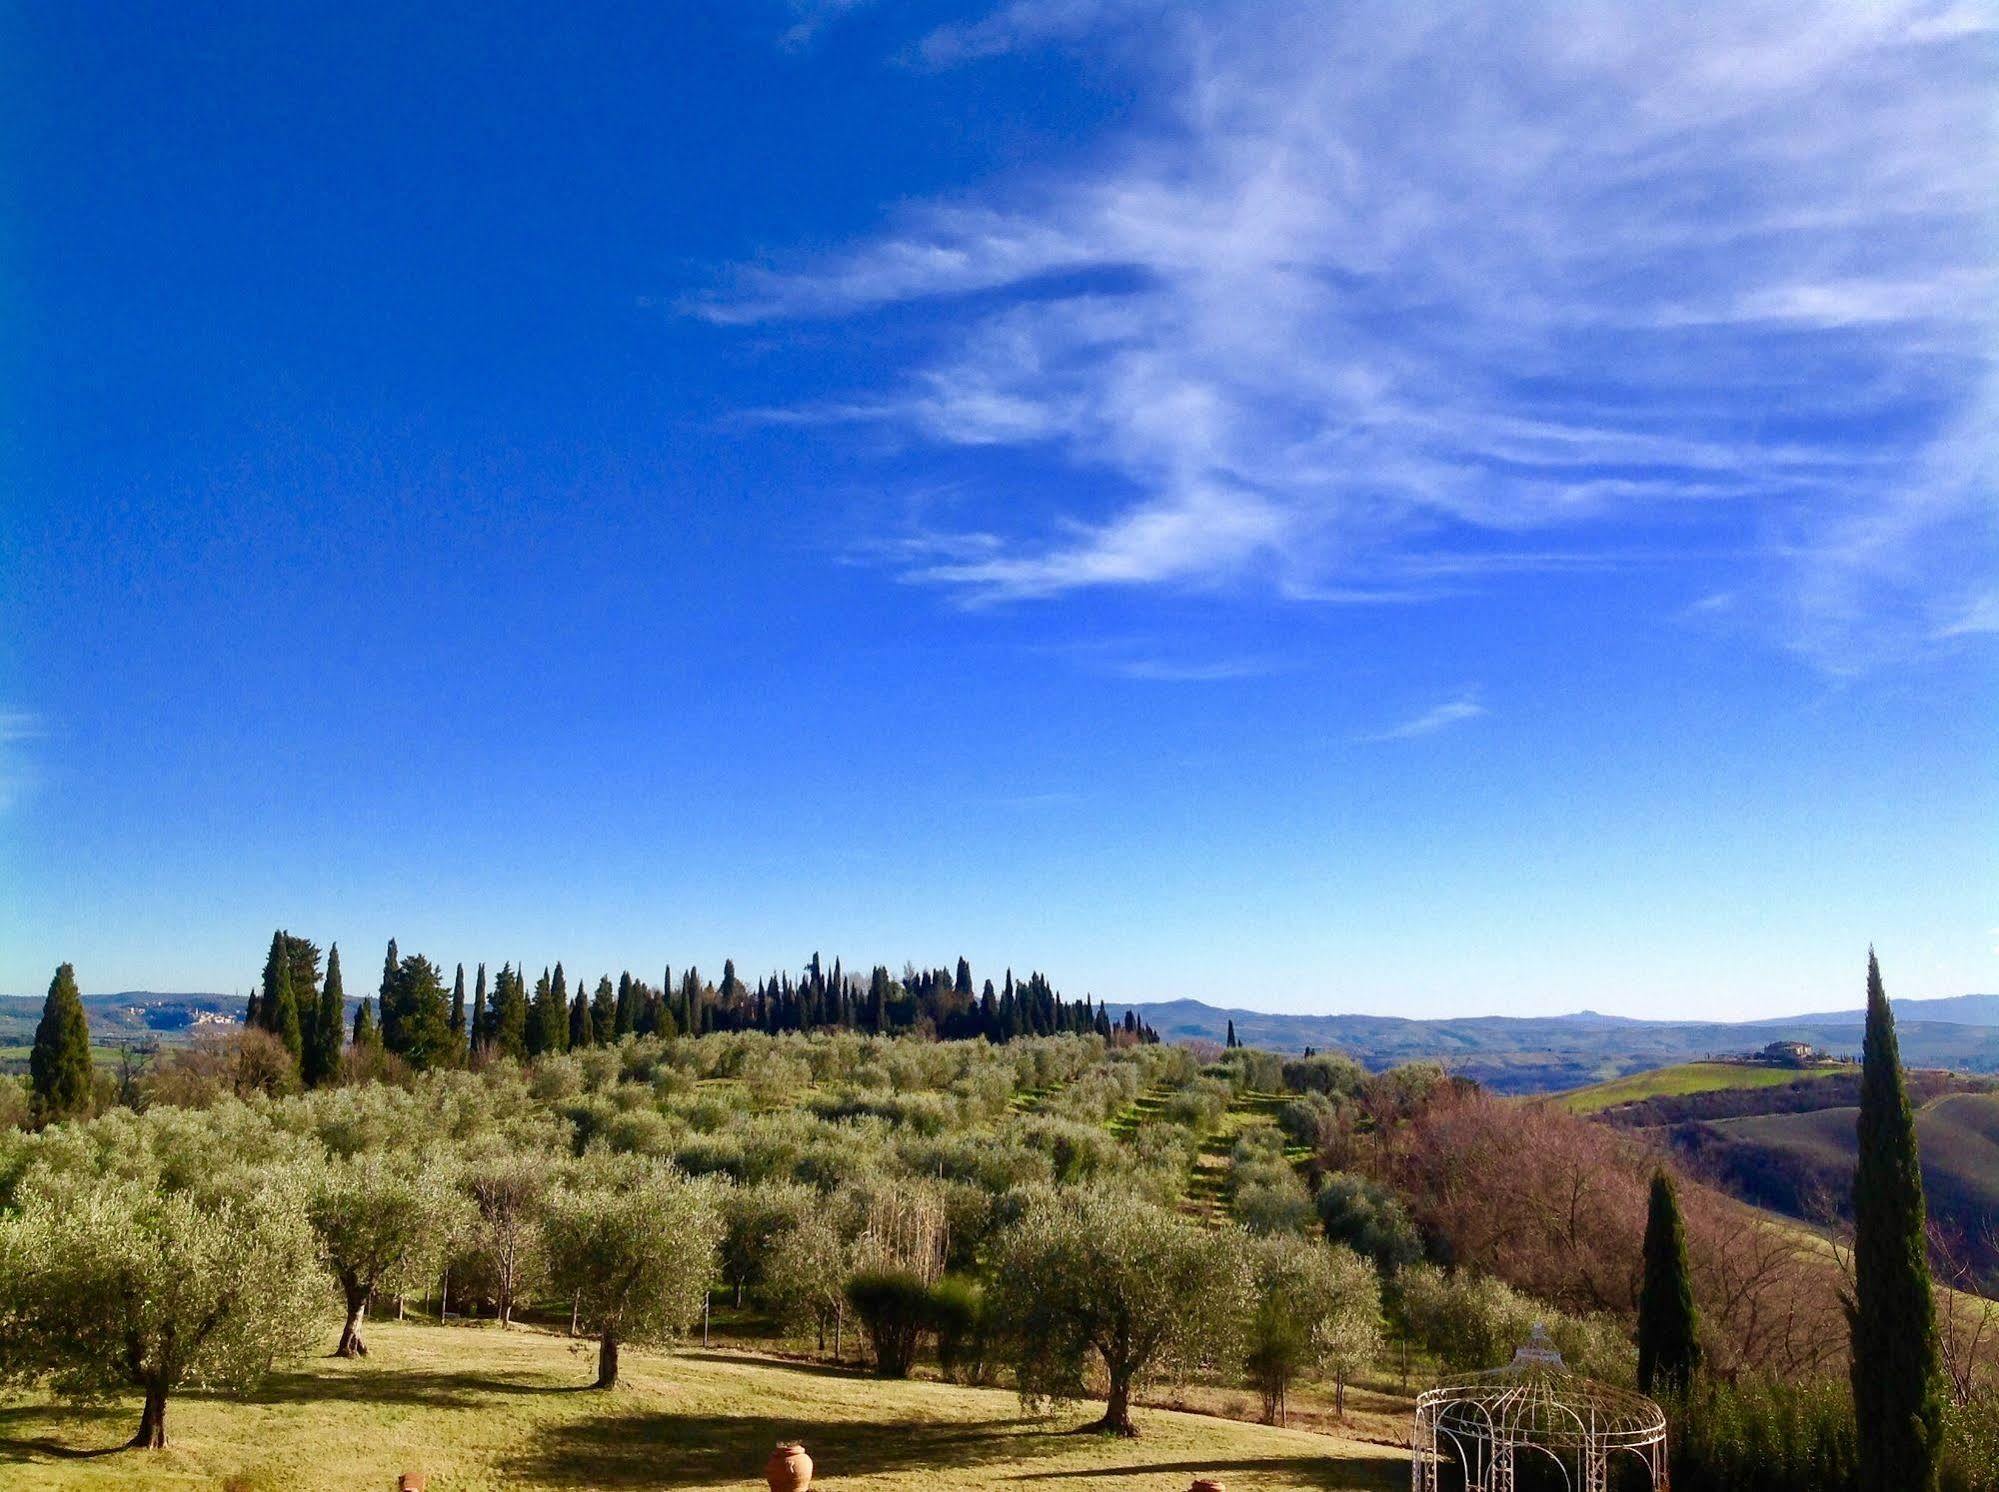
[
  {"left": 335, "top": 1278, "right": 370, "bottom": 1358},
  {"left": 595, "top": 1329, "right": 620, "bottom": 1388},
  {"left": 129, "top": 1382, "right": 168, "bottom": 1449}
]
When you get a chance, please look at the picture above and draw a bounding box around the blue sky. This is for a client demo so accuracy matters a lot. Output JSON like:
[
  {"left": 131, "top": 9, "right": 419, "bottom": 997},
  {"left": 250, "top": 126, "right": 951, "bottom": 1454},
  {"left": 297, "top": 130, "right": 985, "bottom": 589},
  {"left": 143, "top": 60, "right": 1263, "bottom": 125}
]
[{"left": 2, "top": 1, "right": 1994, "bottom": 1017}]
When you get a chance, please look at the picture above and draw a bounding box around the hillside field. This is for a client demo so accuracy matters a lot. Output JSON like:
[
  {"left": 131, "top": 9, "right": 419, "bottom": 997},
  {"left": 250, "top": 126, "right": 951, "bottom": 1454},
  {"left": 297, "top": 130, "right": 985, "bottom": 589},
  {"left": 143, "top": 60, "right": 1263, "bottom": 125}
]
[
  {"left": 0, "top": 1320, "right": 1407, "bottom": 1492},
  {"left": 1554, "top": 1062, "right": 1840, "bottom": 1115}
]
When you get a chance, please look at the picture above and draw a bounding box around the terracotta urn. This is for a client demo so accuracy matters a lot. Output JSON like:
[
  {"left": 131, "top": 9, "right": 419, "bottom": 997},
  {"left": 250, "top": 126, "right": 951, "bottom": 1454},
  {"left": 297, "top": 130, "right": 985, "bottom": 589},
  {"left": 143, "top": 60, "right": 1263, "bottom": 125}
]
[{"left": 765, "top": 1441, "right": 813, "bottom": 1492}]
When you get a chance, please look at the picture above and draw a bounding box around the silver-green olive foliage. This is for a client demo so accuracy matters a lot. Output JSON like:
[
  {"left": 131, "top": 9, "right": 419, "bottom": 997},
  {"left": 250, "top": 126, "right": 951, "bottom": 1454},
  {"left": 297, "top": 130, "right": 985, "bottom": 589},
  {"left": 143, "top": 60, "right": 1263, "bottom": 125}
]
[
  {"left": 542, "top": 1157, "right": 722, "bottom": 1387},
  {"left": 0, "top": 1164, "right": 324, "bottom": 1448},
  {"left": 309, "top": 1151, "right": 464, "bottom": 1358},
  {"left": 987, "top": 1186, "right": 1254, "bottom": 1435}
]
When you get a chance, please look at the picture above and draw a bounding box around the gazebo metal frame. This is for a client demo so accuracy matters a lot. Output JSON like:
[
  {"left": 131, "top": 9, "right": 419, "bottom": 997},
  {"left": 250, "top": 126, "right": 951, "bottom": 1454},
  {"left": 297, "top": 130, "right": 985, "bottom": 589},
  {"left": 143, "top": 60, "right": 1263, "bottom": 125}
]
[{"left": 1410, "top": 1326, "right": 1668, "bottom": 1491}]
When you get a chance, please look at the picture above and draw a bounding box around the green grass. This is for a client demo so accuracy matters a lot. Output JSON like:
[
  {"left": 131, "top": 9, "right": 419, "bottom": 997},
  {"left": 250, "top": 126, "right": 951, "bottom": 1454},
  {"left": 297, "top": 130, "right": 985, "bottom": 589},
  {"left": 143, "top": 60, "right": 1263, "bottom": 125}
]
[
  {"left": 0, "top": 1320, "right": 1406, "bottom": 1491},
  {"left": 1553, "top": 1061, "right": 1839, "bottom": 1115}
]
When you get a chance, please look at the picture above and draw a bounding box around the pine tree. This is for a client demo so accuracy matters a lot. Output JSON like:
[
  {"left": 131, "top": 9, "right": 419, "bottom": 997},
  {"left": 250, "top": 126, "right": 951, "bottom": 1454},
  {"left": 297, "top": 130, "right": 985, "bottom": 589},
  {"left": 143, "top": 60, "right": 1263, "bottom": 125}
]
[
  {"left": 304, "top": 944, "right": 346, "bottom": 1088},
  {"left": 385, "top": 953, "right": 452, "bottom": 1070},
  {"left": 1849, "top": 950, "right": 1943, "bottom": 1492},
  {"left": 29, "top": 963, "right": 93, "bottom": 1126},
  {"left": 449, "top": 963, "right": 467, "bottom": 1051},
  {"left": 267, "top": 956, "right": 302, "bottom": 1062},
  {"left": 1637, "top": 1169, "right": 1701, "bottom": 1396}
]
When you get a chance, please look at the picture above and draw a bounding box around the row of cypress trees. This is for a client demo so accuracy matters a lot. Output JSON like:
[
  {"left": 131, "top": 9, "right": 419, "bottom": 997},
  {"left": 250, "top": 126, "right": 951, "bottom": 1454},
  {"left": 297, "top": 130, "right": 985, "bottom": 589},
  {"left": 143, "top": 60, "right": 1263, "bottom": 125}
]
[
  {"left": 1636, "top": 951, "right": 1946, "bottom": 1490},
  {"left": 240, "top": 936, "right": 1160, "bottom": 1079}
]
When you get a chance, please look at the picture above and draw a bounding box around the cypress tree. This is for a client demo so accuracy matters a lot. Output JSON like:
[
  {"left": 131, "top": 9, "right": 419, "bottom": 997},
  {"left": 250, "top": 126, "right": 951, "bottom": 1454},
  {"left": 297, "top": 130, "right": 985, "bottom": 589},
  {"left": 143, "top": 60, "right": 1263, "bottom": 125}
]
[
  {"left": 304, "top": 944, "right": 346, "bottom": 1087},
  {"left": 1849, "top": 950, "right": 1943, "bottom": 1492},
  {"left": 29, "top": 962, "right": 93, "bottom": 1126},
  {"left": 469, "top": 962, "right": 488, "bottom": 1054},
  {"left": 494, "top": 963, "right": 529, "bottom": 1060},
  {"left": 569, "top": 986, "right": 590, "bottom": 1049},
  {"left": 591, "top": 975, "right": 616, "bottom": 1045},
  {"left": 389, "top": 953, "right": 452, "bottom": 1070},
  {"left": 449, "top": 963, "right": 467, "bottom": 1050},
  {"left": 1637, "top": 1169, "right": 1701, "bottom": 1396},
  {"left": 376, "top": 938, "right": 401, "bottom": 1052},
  {"left": 614, "top": 972, "right": 636, "bottom": 1037},
  {"left": 352, "top": 996, "right": 378, "bottom": 1048},
  {"left": 287, "top": 935, "right": 322, "bottom": 1057},
  {"left": 267, "top": 956, "right": 302, "bottom": 1061},
  {"left": 258, "top": 931, "right": 288, "bottom": 1033}
]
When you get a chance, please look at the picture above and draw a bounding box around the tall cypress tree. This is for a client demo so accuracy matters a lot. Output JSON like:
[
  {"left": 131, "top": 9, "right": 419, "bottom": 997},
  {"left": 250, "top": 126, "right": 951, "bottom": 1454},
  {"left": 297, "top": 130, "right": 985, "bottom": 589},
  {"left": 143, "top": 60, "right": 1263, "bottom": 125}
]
[
  {"left": 352, "top": 996, "right": 378, "bottom": 1048},
  {"left": 569, "top": 984, "right": 590, "bottom": 1049},
  {"left": 304, "top": 944, "right": 346, "bottom": 1087},
  {"left": 1849, "top": 950, "right": 1943, "bottom": 1492},
  {"left": 469, "top": 962, "right": 488, "bottom": 1054},
  {"left": 267, "top": 956, "right": 302, "bottom": 1061},
  {"left": 1637, "top": 1169, "right": 1701, "bottom": 1396},
  {"left": 377, "top": 938, "right": 402, "bottom": 1053},
  {"left": 29, "top": 962, "right": 93, "bottom": 1127},
  {"left": 449, "top": 963, "right": 468, "bottom": 1052},
  {"left": 493, "top": 963, "right": 529, "bottom": 1060},
  {"left": 591, "top": 975, "right": 616, "bottom": 1045}
]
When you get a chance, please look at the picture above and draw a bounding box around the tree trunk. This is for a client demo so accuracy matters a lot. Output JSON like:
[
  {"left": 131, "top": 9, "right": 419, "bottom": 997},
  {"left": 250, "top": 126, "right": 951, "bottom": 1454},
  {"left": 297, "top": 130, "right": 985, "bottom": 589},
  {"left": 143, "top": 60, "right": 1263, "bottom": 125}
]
[
  {"left": 569, "top": 1292, "right": 579, "bottom": 1337},
  {"left": 129, "top": 1383, "right": 167, "bottom": 1449},
  {"left": 335, "top": 1283, "right": 370, "bottom": 1358},
  {"left": 595, "top": 1329, "right": 620, "bottom": 1389},
  {"left": 1094, "top": 1370, "right": 1138, "bottom": 1436}
]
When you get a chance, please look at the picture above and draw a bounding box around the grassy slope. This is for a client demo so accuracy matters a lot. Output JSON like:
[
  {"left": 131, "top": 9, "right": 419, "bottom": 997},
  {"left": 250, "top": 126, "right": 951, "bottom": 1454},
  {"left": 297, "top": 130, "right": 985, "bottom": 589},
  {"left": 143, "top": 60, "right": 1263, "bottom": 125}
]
[
  {"left": 1713, "top": 1090, "right": 1999, "bottom": 1212},
  {"left": 1555, "top": 1062, "right": 1838, "bottom": 1115},
  {"left": 0, "top": 1321, "right": 1406, "bottom": 1492}
]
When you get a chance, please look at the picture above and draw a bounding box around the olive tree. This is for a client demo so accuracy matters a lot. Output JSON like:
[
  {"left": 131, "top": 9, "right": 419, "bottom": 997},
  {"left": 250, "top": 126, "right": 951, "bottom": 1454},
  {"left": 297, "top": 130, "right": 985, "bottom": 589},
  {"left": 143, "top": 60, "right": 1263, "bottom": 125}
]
[
  {"left": 309, "top": 1151, "right": 459, "bottom": 1357},
  {"left": 0, "top": 1167, "right": 324, "bottom": 1448},
  {"left": 464, "top": 1149, "right": 547, "bottom": 1326},
  {"left": 1244, "top": 1233, "right": 1381, "bottom": 1423},
  {"left": 542, "top": 1158, "right": 721, "bottom": 1388},
  {"left": 763, "top": 1209, "right": 854, "bottom": 1356},
  {"left": 987, "top": 1186, "right": 1252, "bottom": 1435}
]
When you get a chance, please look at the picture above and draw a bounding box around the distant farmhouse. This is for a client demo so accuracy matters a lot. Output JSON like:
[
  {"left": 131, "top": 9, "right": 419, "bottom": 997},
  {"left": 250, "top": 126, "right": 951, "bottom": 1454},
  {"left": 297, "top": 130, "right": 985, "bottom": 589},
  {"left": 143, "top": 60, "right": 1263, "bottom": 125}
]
[{"left": 1753, "top": 1038, "right": 1825, "bottom": 1068}]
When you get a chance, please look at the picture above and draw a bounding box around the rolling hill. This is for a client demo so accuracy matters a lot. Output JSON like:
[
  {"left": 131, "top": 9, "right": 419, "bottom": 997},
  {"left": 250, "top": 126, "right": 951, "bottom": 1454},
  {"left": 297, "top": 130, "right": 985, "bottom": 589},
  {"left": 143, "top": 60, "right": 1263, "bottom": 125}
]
[
  {"left": 1116, "top": 998, "right": 1999, "bottom": 1092},
  {"left": 1554, "top": 1061, "right": 1844, "bottom": 1115},
  {"left": 1665, "top": 1090, "right": 1999, "bottom": 1283}
]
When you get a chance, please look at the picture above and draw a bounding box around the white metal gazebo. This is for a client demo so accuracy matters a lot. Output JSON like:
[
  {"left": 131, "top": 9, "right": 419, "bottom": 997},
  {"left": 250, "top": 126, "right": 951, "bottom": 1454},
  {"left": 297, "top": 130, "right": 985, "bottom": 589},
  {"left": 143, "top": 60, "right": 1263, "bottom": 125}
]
[{"left": 1410, "top": 1326, "right": 1668, "bottom": 1491}]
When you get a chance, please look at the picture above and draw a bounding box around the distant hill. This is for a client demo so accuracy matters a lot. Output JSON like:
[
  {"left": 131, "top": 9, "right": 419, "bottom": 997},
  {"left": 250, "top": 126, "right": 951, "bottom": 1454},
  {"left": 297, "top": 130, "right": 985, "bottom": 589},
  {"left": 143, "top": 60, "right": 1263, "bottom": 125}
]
[
  {"left": 1744, "top": 993, "right": 1999, "bottom": 1028},
  {"left": 1111, "top": 997, "right": 1999, "bottom": 1093}
]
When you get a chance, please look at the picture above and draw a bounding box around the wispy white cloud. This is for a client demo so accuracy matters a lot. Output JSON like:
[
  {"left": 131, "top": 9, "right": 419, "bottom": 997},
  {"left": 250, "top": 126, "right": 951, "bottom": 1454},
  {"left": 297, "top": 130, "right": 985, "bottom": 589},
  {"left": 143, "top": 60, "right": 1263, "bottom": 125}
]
[
  {"left": 1106, "top": 654, "right": 1284, "bottom": 683},
  {"left": 1359, "top": 695, "right": 1489, "bottom": 743},
  {"left": 776, "top": 0, "right": 877, "bottom": 51},
  {"left": 706, "top": 1, "right": 1998, "bottom": 669},
  {"left": 0, "top": 711, "right": 45, "bottom": 815}
]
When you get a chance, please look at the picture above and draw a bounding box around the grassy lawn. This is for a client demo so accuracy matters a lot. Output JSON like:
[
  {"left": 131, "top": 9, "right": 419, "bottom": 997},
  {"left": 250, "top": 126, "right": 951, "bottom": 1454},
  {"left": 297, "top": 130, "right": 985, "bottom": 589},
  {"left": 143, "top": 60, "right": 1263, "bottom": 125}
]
[
  {"left": 0, "top": 1320, "right": 1407, "bottom": 1492},
  {"left": 1554, "top": 1061, "right": 1838, "bottom": 1115}
]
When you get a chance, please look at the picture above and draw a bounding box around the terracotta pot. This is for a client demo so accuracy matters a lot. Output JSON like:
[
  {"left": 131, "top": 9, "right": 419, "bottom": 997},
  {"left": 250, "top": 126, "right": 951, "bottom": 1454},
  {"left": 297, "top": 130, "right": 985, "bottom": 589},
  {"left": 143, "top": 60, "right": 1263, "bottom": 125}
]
[
  {"left": 397, "top": 1476, "right": 428, "bottom": 1492},
  {"left": 765, "top": 1441, "right": 813, "bottom": 1492},
  {"left": 1189, "top": 1481, "right": 1225, "bottom": 1492}
]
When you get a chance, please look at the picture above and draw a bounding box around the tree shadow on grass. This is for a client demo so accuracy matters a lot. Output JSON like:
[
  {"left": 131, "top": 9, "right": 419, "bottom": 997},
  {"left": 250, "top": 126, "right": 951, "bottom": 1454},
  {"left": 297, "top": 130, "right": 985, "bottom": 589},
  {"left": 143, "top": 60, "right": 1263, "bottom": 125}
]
[
  {"left": 0, "top": 1401, "right": 134, "bottom": 1463},
  {"left": 507, "top": 1406, "right": 1404, "bottom": 1490},
  {"left": 222, "top": 1366, "right": 595, "bottom": 1412},
  {"left": 675, "top": 1349, "right": 878, "bottom": 1383},
  {"left": 1011, "top": 1454, "right": 1407, "bottom": 1489}
]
